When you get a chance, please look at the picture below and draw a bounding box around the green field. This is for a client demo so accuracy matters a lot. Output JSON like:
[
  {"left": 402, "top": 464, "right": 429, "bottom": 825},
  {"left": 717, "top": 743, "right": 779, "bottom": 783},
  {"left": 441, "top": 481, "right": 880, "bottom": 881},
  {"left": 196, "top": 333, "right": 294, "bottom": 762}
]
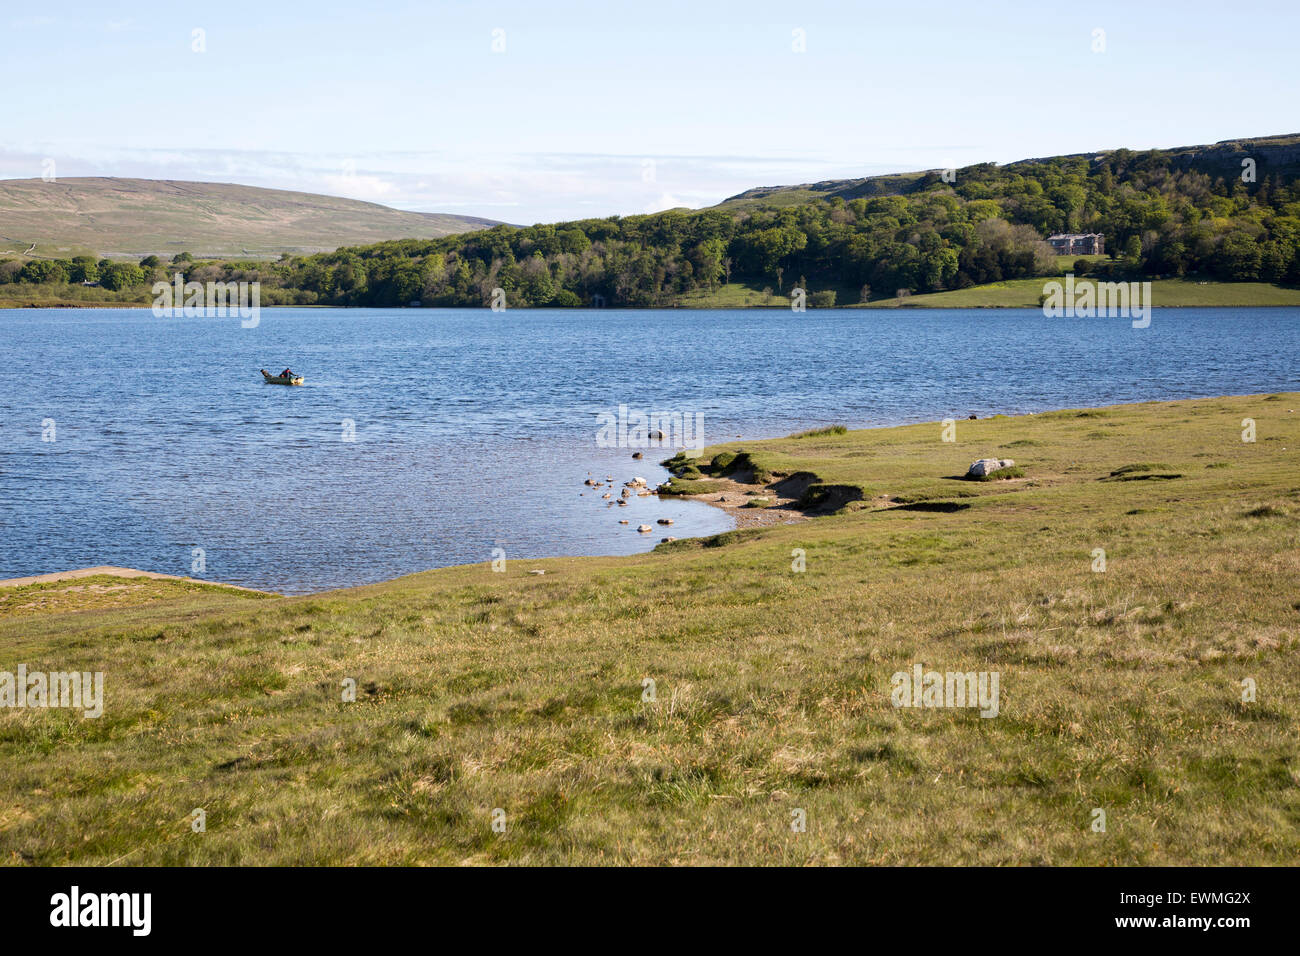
[
  {"left": 668, "top": 276, "right": 1300, "bottom": 310},
  {"left": 0, "top": 282, "right": 153, "bottom": 309},
  {"left": 673, "top": 280, "right": 859, "bottom": 309},
  {"left": 863, "top": 277, "right": 1300, "bottom": 309},
  {"left": 2, "top": 394, "right": 1298, "bottom": 864}
]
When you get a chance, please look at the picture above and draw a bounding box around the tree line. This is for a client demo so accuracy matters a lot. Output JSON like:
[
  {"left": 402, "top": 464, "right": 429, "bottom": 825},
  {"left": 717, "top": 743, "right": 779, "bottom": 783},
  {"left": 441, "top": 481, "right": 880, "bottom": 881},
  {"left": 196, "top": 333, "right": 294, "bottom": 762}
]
[{"left": 5, "top": 145, "right": 1299, "bottom": 306}]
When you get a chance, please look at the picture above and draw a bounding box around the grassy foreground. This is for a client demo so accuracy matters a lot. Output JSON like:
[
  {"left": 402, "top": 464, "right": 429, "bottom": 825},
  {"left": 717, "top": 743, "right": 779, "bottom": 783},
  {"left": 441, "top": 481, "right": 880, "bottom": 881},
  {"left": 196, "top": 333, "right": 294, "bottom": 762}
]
[{"left": 2, "top": 393, "right": 1298, "bottom": 865}]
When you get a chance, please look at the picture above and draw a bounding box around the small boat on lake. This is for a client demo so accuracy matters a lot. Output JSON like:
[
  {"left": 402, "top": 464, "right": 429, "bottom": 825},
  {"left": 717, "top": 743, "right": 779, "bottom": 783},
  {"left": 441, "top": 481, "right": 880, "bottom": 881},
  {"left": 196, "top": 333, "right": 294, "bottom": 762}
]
[{"left": 261, "top": 369, "right": 304, "bottom": 386}]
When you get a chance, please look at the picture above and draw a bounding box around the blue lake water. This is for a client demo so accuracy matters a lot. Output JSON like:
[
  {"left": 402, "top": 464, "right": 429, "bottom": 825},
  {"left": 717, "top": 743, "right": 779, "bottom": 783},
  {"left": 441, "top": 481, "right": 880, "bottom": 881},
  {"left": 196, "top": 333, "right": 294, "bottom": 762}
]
[{"left": 1, "top": 306, "right": 1297, "bottom": 593}]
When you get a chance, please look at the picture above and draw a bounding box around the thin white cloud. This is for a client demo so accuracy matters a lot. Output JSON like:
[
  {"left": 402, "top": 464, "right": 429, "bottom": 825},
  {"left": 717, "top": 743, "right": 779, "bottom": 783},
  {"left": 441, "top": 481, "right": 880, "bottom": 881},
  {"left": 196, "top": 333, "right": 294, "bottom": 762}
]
[
  {"left": 319, "top": 173, "right": 398, "bottom": 202},
  {"left": 0, "top": 142, "right": 946, "bottom": 222}
]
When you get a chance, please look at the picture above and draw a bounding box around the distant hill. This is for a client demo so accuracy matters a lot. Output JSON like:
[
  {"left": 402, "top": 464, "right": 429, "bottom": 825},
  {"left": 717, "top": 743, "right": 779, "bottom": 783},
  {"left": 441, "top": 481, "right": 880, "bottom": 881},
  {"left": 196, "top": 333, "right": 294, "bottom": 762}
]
[
  {"left": 719, "top": 133, "right": 1300, "bottom": 208},
  {"left": 0, "top": 178, "right": 499, "bottom": 259},
  {"left": 719, "top": 171, "right": 930, "bottom": 209}
]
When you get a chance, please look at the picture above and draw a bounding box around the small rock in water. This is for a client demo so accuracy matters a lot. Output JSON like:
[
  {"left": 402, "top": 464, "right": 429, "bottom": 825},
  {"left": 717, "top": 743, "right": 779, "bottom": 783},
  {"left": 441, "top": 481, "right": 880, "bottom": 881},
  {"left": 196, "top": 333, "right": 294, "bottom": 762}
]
[
  {"left": 967, "top": 458, "right": 1014, "bottom": 477},
  {"left": 602, "top": 492, "right": 612, "bottom": 499},
  {"left": 657, "top": 518, "right": 673, "bottom": 525},
  {"left": 632, "top": 452, "right": 643, "bottom": 459},
  {"left": 619, "top": 519, "right": 629, "bottom": 524},
  {"left": 637, "top": 524, "right": 652, "bottom": 533},
  {"left": 660, "top": 537, "right": 677, "bottom": 543}
]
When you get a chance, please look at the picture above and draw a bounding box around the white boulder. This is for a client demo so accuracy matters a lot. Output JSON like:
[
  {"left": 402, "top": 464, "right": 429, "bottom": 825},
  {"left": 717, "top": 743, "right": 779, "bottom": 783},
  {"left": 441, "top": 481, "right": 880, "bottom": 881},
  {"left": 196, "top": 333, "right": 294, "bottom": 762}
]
[{"left": 967, "top": 458, "right": 1015, "bottom": 477}]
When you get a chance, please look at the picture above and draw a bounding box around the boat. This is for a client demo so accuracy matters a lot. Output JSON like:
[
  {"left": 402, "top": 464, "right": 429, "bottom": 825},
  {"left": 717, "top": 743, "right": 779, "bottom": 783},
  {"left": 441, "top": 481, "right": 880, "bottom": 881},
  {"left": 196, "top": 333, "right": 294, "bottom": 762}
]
[{"left": 261, "top": 369, "right": 304, "bottom": 386}]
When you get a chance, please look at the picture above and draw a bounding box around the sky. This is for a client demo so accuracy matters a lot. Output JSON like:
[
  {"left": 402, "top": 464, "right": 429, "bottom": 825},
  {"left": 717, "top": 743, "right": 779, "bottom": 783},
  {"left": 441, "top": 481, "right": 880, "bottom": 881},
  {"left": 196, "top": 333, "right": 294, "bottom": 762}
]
[{"left": 3, "top": 0, "right": 1298, "bottom": 224}]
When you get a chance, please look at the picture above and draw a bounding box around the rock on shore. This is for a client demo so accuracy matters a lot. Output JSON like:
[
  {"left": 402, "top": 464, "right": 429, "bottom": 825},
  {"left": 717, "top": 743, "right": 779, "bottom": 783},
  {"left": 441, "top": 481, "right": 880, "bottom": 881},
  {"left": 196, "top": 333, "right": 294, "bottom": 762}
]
[{"left": 967, "top": 458, "right": 1014, "bottom": 477}]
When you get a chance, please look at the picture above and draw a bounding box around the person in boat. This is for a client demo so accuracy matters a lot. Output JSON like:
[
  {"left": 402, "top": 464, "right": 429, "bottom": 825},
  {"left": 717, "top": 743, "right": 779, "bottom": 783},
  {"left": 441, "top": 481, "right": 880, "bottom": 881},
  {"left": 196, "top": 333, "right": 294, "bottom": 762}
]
[{"left": 280, "top": 368, "right": 294, "bottom": 379}]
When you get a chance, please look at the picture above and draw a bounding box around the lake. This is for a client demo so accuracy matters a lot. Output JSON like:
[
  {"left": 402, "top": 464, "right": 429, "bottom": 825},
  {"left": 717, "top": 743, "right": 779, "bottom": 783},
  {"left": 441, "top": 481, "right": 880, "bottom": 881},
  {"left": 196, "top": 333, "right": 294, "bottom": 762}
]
[{"left": 1, "top": 306, "right": 1297, "bottom": 593}]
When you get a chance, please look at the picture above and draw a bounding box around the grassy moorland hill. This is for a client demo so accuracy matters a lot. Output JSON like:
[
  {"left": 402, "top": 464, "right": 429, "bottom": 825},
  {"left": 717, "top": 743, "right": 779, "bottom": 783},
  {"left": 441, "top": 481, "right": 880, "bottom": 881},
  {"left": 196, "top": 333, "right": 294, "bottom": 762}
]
[
  {"left": 2, "top": 393, "right": 1297, "bottom": 865},
  {"left": 718, "top": 170, "right": 930, "bottom": 211},
  {"left": 0, "top": 178, "right": 498, "bottom": 260}
]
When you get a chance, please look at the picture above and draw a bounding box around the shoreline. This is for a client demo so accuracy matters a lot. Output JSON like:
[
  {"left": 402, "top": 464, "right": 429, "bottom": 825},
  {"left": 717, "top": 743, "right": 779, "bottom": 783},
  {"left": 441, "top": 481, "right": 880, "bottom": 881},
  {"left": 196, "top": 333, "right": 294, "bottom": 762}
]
[
  {"left": 5, "top": 390, "right": 1296, "bottom": 597},
  {"left": 663, "top": 472, "right": 813, "bottom": 529},
  {"left": 0, "top": 565, "right": 274, "bottom": 594},
  {"left": 8, "top": 300, "right": 1300, "bottom": 312}
]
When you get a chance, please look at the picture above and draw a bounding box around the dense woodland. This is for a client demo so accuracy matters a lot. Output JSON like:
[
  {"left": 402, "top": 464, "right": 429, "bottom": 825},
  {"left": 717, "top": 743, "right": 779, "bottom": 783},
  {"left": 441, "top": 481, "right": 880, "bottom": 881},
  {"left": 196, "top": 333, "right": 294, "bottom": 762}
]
[{"left": 5, "top": 145, "right": 1300, "bottom": 306}]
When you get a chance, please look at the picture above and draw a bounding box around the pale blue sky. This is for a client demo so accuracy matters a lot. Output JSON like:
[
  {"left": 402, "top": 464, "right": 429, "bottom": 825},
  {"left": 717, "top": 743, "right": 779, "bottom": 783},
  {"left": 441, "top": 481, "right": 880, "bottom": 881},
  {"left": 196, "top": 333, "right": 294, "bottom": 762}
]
[{"left": 3, "top": 0, "right": 1297, "bottom": 223}]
